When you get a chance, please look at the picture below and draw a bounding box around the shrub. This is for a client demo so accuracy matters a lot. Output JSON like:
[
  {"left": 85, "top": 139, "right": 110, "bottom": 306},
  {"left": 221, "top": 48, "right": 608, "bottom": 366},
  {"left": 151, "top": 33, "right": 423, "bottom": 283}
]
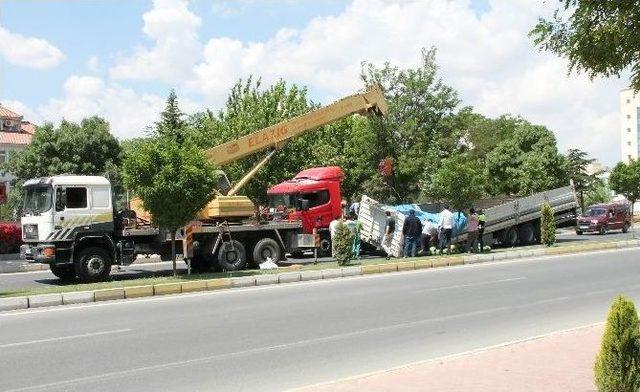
[
  {"left": 0, "top": 221, "right": 22, "bottom": 254},
  {"left": 594, "top": 295, "right": 640, "bottom": 392},
  {"left": 541, "top": 202, "right": 556, "bottom": 246},
  {"left": 333, "top": 220, "right": 353, "bottom": 266}
]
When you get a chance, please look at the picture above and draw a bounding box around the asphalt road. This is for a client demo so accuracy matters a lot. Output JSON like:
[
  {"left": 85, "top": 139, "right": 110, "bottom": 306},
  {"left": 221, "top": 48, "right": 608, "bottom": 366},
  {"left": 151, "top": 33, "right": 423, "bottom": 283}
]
[
  {"left": 0, "top": 227, "right": 636, "bottom": 292},
  {"left": 2, "top": 247, "right": 640, "bottom": 391}
]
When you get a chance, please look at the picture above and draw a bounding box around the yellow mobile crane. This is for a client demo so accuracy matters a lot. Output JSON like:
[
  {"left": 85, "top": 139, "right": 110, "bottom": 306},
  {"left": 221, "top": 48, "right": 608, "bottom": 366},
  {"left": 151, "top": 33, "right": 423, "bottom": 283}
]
[{"left": 199, "top": 84, "right": 388, "bottom": 219}]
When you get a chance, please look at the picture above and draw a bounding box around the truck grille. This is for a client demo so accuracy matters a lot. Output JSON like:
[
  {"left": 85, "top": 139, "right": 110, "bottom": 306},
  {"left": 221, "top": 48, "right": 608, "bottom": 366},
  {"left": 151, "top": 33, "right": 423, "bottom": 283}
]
[{"left": 23, "top": 224, "right": 38, "bottom": 240}]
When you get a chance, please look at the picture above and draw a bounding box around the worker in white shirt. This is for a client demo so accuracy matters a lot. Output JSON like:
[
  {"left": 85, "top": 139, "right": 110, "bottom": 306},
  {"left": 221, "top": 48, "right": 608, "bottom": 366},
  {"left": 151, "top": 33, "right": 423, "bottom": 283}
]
[{"left": 438, "top": 205, "right": 454, "bottom": 252}]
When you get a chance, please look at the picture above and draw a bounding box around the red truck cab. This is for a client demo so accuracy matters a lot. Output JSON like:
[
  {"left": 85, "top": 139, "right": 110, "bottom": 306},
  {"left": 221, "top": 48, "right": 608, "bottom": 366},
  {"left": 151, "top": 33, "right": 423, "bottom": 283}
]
[
  {"left": 267, "top": 166, "right": 344, "bottom": 234},
  {"left": 576, "top": 202, "right": 631, "bottom": 235}
]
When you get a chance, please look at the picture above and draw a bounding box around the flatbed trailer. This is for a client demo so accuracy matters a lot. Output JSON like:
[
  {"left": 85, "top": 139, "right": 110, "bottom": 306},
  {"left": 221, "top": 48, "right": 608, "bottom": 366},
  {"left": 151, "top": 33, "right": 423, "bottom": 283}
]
[{"left": 359, "top": 184, "right": 579, "bottom": 257}]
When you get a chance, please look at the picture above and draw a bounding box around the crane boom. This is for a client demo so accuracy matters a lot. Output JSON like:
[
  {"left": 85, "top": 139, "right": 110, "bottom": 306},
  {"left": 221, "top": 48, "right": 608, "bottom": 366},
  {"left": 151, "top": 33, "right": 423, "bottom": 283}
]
[{"left": 205, "top": 84, "right": 388, "bottom": 167}]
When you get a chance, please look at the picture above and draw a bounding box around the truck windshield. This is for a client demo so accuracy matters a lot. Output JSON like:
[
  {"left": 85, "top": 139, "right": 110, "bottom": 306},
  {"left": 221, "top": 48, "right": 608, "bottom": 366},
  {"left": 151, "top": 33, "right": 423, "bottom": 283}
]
[
  {"left": 268, "top": 194, "right": 296, "bottom": 209},
  {"left": 23, "top": 185, "right": 53, "bottom": 215},
  {"left": 584, "top": 208, "right": 606, "bottom": 217}
]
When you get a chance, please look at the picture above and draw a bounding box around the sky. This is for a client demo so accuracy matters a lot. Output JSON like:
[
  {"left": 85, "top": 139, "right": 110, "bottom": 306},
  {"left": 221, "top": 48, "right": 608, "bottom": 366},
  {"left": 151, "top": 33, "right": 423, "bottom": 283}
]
[{"left": 0, "top": 0, "right": 628, "bottom": 165}]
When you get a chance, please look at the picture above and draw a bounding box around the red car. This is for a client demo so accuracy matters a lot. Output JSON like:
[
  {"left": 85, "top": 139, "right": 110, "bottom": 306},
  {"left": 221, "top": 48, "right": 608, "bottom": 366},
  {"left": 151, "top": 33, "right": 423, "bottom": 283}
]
[{"left": 576, "top": 203, "right": 631, "bottom": 235}]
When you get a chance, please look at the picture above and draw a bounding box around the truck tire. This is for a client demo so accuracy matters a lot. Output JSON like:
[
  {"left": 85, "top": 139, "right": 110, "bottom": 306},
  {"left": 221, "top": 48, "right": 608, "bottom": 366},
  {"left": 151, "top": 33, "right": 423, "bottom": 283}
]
[
  {"left": 74, "top": 247, "right": 112, "bottom": 282},
  {"left": 623, "top": 223, "right": 630, "bottom": 233},
  {"left": 504, "top": 226, "right": 519, "bottom": 247},
  {"left": 518, "top": 223, "right": 535, "bottom": 245},
  {"left": 252, "top": 238, "right": 282, "bottom": 265},
  {"left": 318, "top": 236, "right": 332, "bottom": 257},
  {"left": 599, "top": 225, "right": 607, "bottom": 235},
  {"left": 50, "top": 264, "right": 76, "bottom": 281},
  {"left": 217, "top": 240, "right": 247, "bottom": 271}
]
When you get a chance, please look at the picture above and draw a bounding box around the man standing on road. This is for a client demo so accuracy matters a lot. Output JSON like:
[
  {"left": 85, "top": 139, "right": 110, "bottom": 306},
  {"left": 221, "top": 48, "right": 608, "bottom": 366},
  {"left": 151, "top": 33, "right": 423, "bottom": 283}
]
[
  {"left": 478, "top": 209, "right": 487, "bottom": 252},
  {"left": 382, "top": 210, "right": 395, "bottom": 259},
  {"left": 466, "top": 208, "right": 480, "bottom": 253},
  {"left": 402, "top": 209, "right": 422, "bottom": 257},
  {"left": 438, "top": 205, "right": 454, "bottom": 252}
]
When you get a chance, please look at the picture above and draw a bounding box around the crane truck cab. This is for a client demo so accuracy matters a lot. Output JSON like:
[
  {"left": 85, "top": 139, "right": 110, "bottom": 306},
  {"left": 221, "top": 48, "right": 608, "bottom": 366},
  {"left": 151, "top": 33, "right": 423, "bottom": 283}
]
[{"left": 266, "top": 166, "right": 345, "bottom": 255}]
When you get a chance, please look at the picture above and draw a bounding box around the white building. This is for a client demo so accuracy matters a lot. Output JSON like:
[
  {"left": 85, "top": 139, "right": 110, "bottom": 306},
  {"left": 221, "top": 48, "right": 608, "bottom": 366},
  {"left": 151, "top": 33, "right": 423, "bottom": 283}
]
[
  {"left": 0, "top": 104, "right": 36, "bottom": 203},
  {"left": 621, "top": 88, "right": 640, "bottom": 163}
]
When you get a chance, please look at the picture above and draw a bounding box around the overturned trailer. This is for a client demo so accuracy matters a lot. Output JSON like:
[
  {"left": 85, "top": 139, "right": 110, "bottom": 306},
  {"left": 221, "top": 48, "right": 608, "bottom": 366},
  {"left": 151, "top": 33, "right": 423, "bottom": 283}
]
[{"left": 359, "top": 184, "right": 578, "bottom": 257}]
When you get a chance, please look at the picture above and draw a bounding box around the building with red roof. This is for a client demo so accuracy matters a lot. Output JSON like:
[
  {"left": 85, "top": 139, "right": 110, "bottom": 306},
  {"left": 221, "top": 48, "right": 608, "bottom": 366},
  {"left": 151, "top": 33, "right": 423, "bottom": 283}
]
[{"left": 0, "top": 104, "right": 36, "bottom": 203}]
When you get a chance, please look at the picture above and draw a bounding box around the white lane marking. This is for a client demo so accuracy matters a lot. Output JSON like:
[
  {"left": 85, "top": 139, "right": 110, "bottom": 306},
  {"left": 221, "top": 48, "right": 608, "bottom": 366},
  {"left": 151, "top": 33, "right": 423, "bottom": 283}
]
[
  {"left": 3, "top": 246, "right": 640, "bottom": 318},
  {"left": 0, "top": 328, "right": 131, "bottom": 349},
  {"left": 5, "top": 307, "right": 513, "bottom": 392},
  {"left": 414, "top": 277, "right": 526, "bottom": 293},
  {"left": 534, "top": 296, "right": 570, "bottom": 305}
]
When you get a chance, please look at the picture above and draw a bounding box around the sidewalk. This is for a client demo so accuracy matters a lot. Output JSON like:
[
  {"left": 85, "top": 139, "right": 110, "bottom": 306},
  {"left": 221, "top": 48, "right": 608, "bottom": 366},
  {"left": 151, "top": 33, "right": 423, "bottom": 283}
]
[{"left": 299, "top": 324, "right": 603, "bottom": 392}]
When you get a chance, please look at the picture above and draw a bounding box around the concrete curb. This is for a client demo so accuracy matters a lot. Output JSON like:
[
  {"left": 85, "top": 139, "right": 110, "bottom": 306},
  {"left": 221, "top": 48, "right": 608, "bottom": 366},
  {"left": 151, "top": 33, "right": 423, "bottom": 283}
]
[{"left": 2, "top": 239, "right": 638, "bottom": 312}]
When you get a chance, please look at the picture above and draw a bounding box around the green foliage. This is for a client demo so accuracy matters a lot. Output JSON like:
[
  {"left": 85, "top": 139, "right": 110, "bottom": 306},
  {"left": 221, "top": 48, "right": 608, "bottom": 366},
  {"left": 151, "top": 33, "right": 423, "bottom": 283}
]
[
  {"left": 594, "top": 295, "right": 640, "bottom": 392},
  {"left": 531, "top": 0, "right": 640, "bottom": 91},
  {"left": 565, "top": 148, "right": 598, "bottom": 212},
  {"left": 541, "top": 202, "right": 556, "bottom": 246},
  {"left": 122, "top": 136, "right": 218, "bottom": 231},
  {"left": 0, "top": 185, "right": 23, "bottom": 221},
  {"left": 333, "top": 220, "right": 353, "bottom": 266},
  {"left": 485, "top": 120, "right": 567, "bottom": 196},
  {"left": 585, "top": 179, "right": 612, "bottom": 208},
  {"left": 188, "top": 77, "right": 313, "bottom": 204},
  {"left": 3, "top": 116, "right": 122, "bottom": 180},
  {"left": 156, "top": 90, "right": 187, "bottom": 143},
  {"left": 609, "top": 160, "right": 640, "bottom": 215},
  {"left": 359, "top": 47, "right": 460, "bottom": 203},
  {"left": 424, "top": 154, "right": 485, "bottom": 211}
]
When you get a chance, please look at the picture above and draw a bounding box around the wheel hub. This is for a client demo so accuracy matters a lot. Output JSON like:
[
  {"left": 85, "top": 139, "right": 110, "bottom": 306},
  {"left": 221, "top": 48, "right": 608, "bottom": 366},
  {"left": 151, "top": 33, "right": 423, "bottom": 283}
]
[{"left": 87, "top": 256, "right": 105, "bottom": 276}]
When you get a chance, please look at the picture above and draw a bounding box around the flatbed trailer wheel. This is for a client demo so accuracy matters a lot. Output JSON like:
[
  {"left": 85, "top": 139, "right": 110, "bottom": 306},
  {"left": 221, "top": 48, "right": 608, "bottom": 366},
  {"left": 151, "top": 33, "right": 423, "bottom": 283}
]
[
  {"left": 218, "top": 240, "right": 247, "bottom": 271},
  {"left": 518, "top": 223, "right": 535, "bottom": 244}
]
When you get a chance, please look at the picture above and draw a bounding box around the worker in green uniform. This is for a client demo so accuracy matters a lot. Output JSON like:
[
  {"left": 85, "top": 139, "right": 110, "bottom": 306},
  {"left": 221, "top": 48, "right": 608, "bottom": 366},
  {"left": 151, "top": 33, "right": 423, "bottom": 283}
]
[{"left": 478, "top": 209, "right": 487, "bottom": 252}]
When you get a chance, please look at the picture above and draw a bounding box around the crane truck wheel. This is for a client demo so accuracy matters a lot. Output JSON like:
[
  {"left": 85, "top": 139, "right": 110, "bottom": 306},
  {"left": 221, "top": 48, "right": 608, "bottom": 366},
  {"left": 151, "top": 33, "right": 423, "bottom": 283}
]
[
  {"left": 217, "top": 240, "right": 247, "bottom": 271},
  {"left": 50, "top": 264, "right": 76, "bottom": 281},
  {"left": 318, "top": 237, "right": 332, "bottom": 257},
  {"left": 75, "top": 247, "right": 112, "bottom": 282},
  {"left": 252, "top": 238, "right": 282, "bottom": 265}
]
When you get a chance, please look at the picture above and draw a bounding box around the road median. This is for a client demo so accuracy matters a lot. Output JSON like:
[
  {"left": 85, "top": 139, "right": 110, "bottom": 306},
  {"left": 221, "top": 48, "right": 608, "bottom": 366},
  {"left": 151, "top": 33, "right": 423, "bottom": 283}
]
[{"left": 1, "top": 238, "right": 638, "bottom": 312}]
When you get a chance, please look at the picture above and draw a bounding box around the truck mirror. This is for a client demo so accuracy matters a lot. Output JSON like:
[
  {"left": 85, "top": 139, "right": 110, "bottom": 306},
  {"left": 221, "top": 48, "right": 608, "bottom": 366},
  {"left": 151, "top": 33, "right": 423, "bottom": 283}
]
[
  {"left": 301, "top": 199, "right": 310, "bottom": 211},
  {"left": 55, "top": 188, "right": 66, "bottom": 212}
]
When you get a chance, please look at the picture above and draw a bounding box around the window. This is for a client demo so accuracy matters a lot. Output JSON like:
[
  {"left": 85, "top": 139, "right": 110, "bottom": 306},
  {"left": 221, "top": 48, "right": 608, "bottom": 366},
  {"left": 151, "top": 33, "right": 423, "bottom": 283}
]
[
  {"left": 629, "top": 155, "right": 633, "bottom": 161},
  {"left": 628, "top": 141, "right": 632, "bottom": 146},
  {"left": 628, "top": 114, "right": 632, "bottom": 119},
  {"left": 0, "top": 151, "right": 6, "bottom": 164},
  {"left": 66, "top": 187, "right": 87, "bottom": 209},
  {"left": 628, "top": 128, "right": 632, "bottom": 132},
  {"left": 628, "top": 99, "right": 632, "bottom": 104},
  {"left": 91, "top": 187, "right": 110, "bottom": 208},
  {"left": 299, "top": 190, "right": 330, "bottom": 209}
]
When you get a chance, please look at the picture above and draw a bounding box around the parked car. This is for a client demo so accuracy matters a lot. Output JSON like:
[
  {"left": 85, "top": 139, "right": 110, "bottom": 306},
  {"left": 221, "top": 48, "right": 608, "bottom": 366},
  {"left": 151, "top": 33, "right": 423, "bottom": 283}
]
[{"left": 576, "top": 203, "right": 631, "bottom": 235}]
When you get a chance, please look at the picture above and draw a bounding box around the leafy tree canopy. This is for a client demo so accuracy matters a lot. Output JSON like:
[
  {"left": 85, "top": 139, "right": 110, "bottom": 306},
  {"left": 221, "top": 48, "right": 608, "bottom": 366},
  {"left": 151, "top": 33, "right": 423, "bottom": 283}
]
[
  {"left": 424, "top": 153, "right": 485, "bottom": 211},
  {"left": 609, "top": 160, "right": 640, "bottom": 214},
  {"left": 3, "top": 116, "right": 122, "bottom": 180},
  {"left": 531, "top": 0, "right": 640, "bottom": 91}
]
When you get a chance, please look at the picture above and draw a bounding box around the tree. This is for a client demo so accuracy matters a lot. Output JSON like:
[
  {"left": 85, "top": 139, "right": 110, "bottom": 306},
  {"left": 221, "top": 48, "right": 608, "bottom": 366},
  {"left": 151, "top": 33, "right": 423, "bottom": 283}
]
[
  {"left": 485, "top": 120, "right": 567, "bottom": 196},
  {"left": 609, "top": 160, "right": 640, "bottom": 215},
  {"left": 3, "top": 116, "right": 122, "bottom": 180},
  {"left": 565, "top": 148, "right": 598, "bottom": 212},
  {"left": 594, "top": 295, "right": 640, "bottom": 392},
  {"left": 124, "top": 96, "right": 218, "bottom": 276},
  {"left": 424, "top": 154, "right": 485, "bottom": 212},
  {"left": 156, "top": 90, "right": 187, "bottom": 143},
  {"left": 359, "top": 47, "right": 461, "bottom": 203},
  {"left": 123, "top": 137, "right": 218, "bottom": 276},
  {"left": 541, "top": 202, "right": 556, "bottom": 246},
  {"left": 332, "top": 220, "right": 353, "bottom": 266},
  {"left": 531, "top": 0, "right": 640, "bottom": 91}
]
